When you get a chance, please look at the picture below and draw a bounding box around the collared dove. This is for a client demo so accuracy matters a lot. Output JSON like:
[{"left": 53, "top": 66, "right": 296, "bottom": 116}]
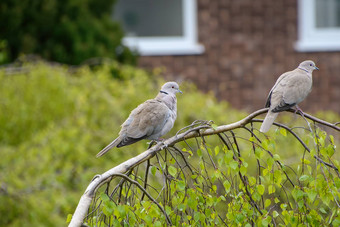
[
  {"left": 96, "top": 81, "right": 182, "bottom": 157},
  {"left": 260, "top": 60, "right": 319, "bottom": 133}
]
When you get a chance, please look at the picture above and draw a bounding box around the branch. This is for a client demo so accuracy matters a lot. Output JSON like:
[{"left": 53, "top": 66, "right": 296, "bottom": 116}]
[
  {"left": 68, "top": 108, "right": 339, "bottom": 226},
  {"left": 108, "top": 173, "right": 172, "bottom": 225},
  {"left": 286, "top": 109, "right": 340, "bottom": 131}
]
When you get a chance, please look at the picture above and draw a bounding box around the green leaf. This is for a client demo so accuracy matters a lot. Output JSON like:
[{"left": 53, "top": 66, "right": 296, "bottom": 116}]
[
  {"left": 279, "top": 128, "right": 287, "bottom": 137},
  {"left": 143, "top": 215, "right": 153, "bottom": 225},
  {"left": 273, "top": 210, "right": 279, "bottom": 218},
  {"left": 262, "top": 218, "right": 269, "bottom": 226},
  {"left": 194, "top": 212, "right": 201, "bottom": 222},
  {"left": 248, "top": 177, "right": 256, "bottom": 186},
  {"left": 255, "top": 148, "right": 264, "bottom": 159},
  {"left": 253, "top": 192, "right": 261, "bottom": 201},
  {"left": 151, "top": 166, "right": 157, "bottom": 176},
  {"left": 178, "top": 203, "right": 186, "bottom": 212},
  {"left": 299, "top": 175, "right": 309, "bottom": 182},
  {"left": 100, "top": 193, "right": 110, "bottom": 202},
  {"left": 223, "top": 180, "right": 231, "bottom": 193},
  {"left": 261, "top": 140, "right": 269, "bottom": 150},
  {"left": 199, "top": 160, "right": 205, "bottom": 170},
  {"left": 268, "top": 185, "right": 275, "bottom": 194},
  {"left": 178, "top": 180, "right": 186, "bottom": 191},
  {"left": 215, "top": 146, "right": 220, "bottom": 155},
  {"left": 335, "top": 178, "right": 340, "bottom": 188},
  {"left": 332, "top": 218, "right": 340, "bottom": 226},
  {"left": 66, "top": 214, "right": 72, "bottom": 223},
  {"left": 307, "top": 189, "right": 317, "bottom": 202},
  {"left": 154, "top": 221, "right": 162, "bottom": 227},
  {"left": 117, "top": 205, "right": 126, "bottom": 217},
  {"left": 301, "top": 158, "right": 310, "bottom": 164},
  {"left": 264, "top": 199, "right": 271, "bottom": 208},
  {"left": 165, "top": 205, "right": 172, "bottom": 215},
  {"left": 212, "top": 184, "right": 217, "bottom": 192},
  {"left": 280, "top": 203, "right": 287, "bottom": 211},
  {"left": 236, "top": 213, "right": 245, "bottom": 223},
  {"left": 224, "top": 151, "right": 234, "bottom": 165},
  {"left": 273, "top": 170, "right": 283, "bottom": 185},
  {"left": 240, "top": 165, "right": 247, "bottom": 176},
  {"left": 188, "top": 197, "right": 197, "bottom": 209},
  {"left": 267, "top": 157, "right": 274, "bottom": 169},
  {"left": 197, "top": 149, "right": 202, "bottom": 157},
  {"left": 103, "top": 201, "right": 115, "bottom": 217},
  {"left": 273, "top": 154, "right": 280, "bottom": 161},
  {"left": 229, "top": 160, "right": 238, "bottom": 170},
  {"left": 257, "top": 184, "right": 265, "bottom": 195},
  {"left": 168, "top": 166, "right": 177, "bottom": 177},
  {"left": 319, "top": 207, "right": 327, "bottom": 214},
  {"left": 169, "top": 158, "right": 176, "bottom": 164}
]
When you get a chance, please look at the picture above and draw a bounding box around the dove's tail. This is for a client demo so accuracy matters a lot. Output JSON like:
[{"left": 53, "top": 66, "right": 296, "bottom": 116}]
[
  {"left": 96, "top": 137, "right": 121, "bottom": 158},
  {"left": 260, "top": 111, "right": 279, "bottom": 133}
]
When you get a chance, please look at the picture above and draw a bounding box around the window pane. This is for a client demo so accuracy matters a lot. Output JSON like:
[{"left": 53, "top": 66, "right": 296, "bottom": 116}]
[
  {"left": 113, "top": 0, "right": 183, "bottom": 37},
  {"left": 315, "top": 0, "right": 340, "bottom": 28}
]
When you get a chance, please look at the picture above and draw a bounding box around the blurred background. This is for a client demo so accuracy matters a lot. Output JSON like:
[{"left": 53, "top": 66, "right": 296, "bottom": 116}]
[
  {"left": 0, "top": 0, "right": 339, "bottom": 226},
  {"left": 1, "top": 0, "right": 340, "bottom": 113}
]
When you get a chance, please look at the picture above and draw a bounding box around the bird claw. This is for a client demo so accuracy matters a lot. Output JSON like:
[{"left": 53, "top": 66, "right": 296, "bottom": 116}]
[
  {"left": 294, "top": 105, "right": 304, "bottom": 115},
  {"left": 154, "top": 139, "right": 168, "bottom": 149},
  {"left": 148, "top": 139, "right": 168, "bottom": 149},
  {"left": 160, "top": 141, "right": 169, "bottom": 149},
  {"left": 91, "top": 174, "right": 101, "bottom": 182}
]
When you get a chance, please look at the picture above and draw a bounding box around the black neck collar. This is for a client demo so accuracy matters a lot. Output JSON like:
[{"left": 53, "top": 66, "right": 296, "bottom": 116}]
[
  {"left": 160, "top": 90, "right": 169, "bottom": 95},
  {"left": 298, "top": 67, "right": 308, "bottom": 73}
]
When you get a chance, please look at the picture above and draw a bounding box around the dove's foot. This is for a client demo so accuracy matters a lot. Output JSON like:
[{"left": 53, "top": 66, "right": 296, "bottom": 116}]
[
  {"left": 295, "top": 105, "right": 305, "bottom": 116},
  {"left": 153, "top": 138, "right": 168, "bottom": 149},
  {"left": 148, "top": 139, "right": 168, "bottom": 149},
  {"left": 294, "top": 106, "right": 312, "bottom": 131},
  {"left": 160, "top": 141, "right": 169, "bottom": 150},
  {"left": 91, "top": 174, "right": 101, "bottom": 182}
]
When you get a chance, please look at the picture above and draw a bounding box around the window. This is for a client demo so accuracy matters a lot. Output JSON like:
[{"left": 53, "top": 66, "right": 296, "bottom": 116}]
[
  {"left": 113, "top": 0, "right": 204, "bottom": 56},
  {"left": 295, "top": 0, "right": 340, "bottom": 51}
]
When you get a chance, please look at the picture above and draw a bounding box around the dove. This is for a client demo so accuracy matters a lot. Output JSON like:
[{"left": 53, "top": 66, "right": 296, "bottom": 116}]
[
  {"left": 96, "top": 82, "right": 182, "bottom": 157},
  {"left": 260, "top": 60, "right": 319, "bottom": 133}
]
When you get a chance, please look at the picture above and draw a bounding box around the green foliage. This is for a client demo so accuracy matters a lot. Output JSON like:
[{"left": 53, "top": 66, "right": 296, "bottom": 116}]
[
  {"left": 0, "top": 0, "right": 136, "bottom": 65},
  {"left": 0, "top": 39, "right": 9, "bottom": 64},
  {"left": 1, "top": 61, "right": 339, "bottom": 226},
  {"left": 0, "top": 61, "right": 241, "bottom": 226},
  {"left": 82, "top": 106, "right": 339, "bottom": 225},
  {"left": 87, "top": 125, "right": 339, "bottom": 226}
]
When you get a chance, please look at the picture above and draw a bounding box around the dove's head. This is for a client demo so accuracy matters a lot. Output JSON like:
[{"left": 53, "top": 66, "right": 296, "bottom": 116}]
[
  {"left": 299, "top": 60, "right": 319, "bottom": 73},
  {"left": 160, "top": 82, "right": 182, "bottom": 95}
]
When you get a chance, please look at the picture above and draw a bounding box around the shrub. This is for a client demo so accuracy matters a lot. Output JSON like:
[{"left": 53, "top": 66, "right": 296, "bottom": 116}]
[
  {"left": 0, "top": 61, "right": 338, "bottom": 226},
  {"left": 0, "top": 0, "right": 136, "bottom": 65}
]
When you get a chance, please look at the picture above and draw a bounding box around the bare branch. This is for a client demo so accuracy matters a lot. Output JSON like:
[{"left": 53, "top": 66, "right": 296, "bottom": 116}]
[{"left": 69, "top": 108, "right": 339, "bottom": 226}]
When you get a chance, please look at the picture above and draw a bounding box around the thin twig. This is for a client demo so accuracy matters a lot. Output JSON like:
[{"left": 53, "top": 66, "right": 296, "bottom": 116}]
[
  {"left": 141, "top": 159, "right": 151, "bottom": 201},
  {"left": 111, "top": 173, "right": 172, "bottom": 226},
  {"left": 286, "top": 109, "right": 340, "bottom": 131}
]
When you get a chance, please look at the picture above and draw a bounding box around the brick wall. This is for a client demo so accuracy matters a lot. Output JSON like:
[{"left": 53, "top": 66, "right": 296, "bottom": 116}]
[{"left": 138, "top": 0, "right": 340, "bottom": 114}]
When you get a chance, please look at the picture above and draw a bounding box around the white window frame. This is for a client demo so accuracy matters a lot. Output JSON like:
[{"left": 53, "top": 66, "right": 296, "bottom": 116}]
[
  {"left": 295, "top": 0, "right": 340, "bottom": 51},
  {"left": 122, "top": 0, "right": 204, "bottom": 56}
]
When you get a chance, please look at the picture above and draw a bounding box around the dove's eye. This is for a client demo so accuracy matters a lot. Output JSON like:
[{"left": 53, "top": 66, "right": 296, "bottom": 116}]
[
  {"left": 310, "top": 64, "right": 312, "bottom": 66},
  {"left": 172, "top": 86, "right": 175, "bottom": 88}
]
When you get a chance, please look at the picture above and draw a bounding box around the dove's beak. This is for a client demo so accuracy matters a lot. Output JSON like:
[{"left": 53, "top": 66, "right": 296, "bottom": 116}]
[
  {"left": 315, "top": 66, "right": 319, "bottom": 70},
  {"left": 178, "top": 89, "right": 183, "bottom": 94}
]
